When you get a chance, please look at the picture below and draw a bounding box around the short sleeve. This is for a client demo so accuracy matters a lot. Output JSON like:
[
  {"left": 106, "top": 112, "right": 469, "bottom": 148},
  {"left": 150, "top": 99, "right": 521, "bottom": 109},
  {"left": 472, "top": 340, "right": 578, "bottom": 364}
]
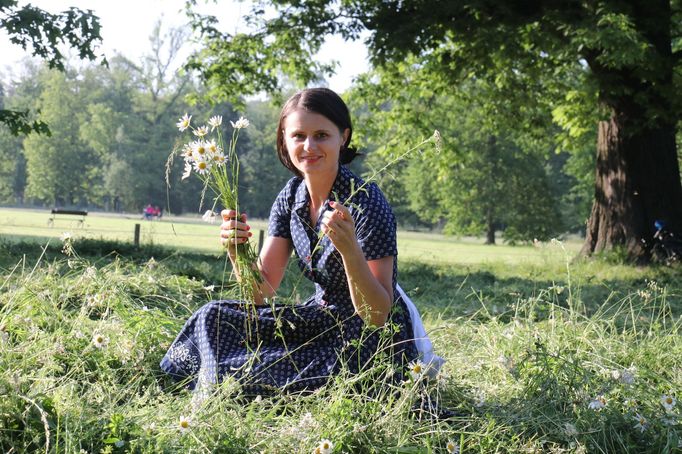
[
  {"left": 267, "top": 178, "right": 297, "bottom": 239},
  {"left": 354, "top": 183, "right": 397, "bottom": 261}
]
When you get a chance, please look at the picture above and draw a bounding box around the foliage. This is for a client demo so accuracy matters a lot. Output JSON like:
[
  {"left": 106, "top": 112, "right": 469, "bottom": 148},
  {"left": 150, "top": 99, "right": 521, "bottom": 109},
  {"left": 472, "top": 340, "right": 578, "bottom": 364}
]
[{"left": 0, "top": 0, "right": 104, "bottom": 135}]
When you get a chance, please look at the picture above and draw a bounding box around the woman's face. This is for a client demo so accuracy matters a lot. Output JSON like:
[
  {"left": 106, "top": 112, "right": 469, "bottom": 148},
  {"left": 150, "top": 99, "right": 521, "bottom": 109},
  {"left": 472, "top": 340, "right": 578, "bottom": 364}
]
[{"left": 282, "top": 109, "right": 349, "bottom": 179}]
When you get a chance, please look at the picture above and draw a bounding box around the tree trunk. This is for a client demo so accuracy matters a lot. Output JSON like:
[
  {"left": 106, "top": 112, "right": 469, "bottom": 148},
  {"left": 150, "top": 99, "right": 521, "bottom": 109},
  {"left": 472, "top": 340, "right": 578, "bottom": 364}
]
[{"left": 581, "top": 114, "right": 682, "bottom": 262}]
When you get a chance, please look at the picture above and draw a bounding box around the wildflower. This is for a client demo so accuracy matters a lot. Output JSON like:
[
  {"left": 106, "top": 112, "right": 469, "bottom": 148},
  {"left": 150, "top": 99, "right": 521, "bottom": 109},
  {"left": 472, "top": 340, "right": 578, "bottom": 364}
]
[
  {"left": 314, "top": 439, "right": 333, "bottom": 454},
  {"left": 619, "top": 367, "right": 636, "bottom": 385},
  {"left": 633, "top": 413, "right": 647, "bottom": 432},
  {"left": 114, "top": 440, "right": 125, "bottom": 448},
  {"left": 446, "top": 440, "right": 459, "bottom": 453},
  {"left": 92, "top": 333, "right": 108, "bottom": 349},
  {"left": 208, "top": 115, "right": 222, "bottom": 130},
  {"left": 661, "top": 394, "right": 676, "bottom": 412},
  {"left": 564, "top": 422, "right": 578, "bottom": 437},
  {"left": 191, "top": 140, "right": 208, "bottom": 157},
  {"left": 193, "top": 125, "right": 209, "bottom": 137},
  {"left": 182, "top": 142, "right": 193, "bottom": 159},
  {"left": 203, "top": 284, "right": 216, "bottom": 291},
  {"left": 588, "top": 395, "right": 606, "bottom": 410},
  {"left": 202, "top": 210, "right": 218, "bottom": 224},
  {"left": 178, "top": 415, "right": 191, "bottom": 433},
  {"left": 408, "top": 359, "right": 426, "bottom": 381},
  {"left": 176, "top": 113, "right": 192, "bottom": 131},
  {"left": 83, "top": 266, "right": 96, "bottom": 279},
  {"left": 142, "top": 306, "right": 149, "bottom": 311},
  {"left": 193, "top": 159, "right": 211, "bottom": 175},
  {"left": 206, "top": 138, "right": 221, "bottom": 155},
  {"left": 60, "top": 232, "right": 72, "bottom": 241},
  {"left": 662, "top": 416, "right": 677, "bottom": 426},
  {"left": 230, "top": 116, "right": 250, "bottom": 129},
  {"left": 182, "top": 162, "right": 192, "bottom": 180}
]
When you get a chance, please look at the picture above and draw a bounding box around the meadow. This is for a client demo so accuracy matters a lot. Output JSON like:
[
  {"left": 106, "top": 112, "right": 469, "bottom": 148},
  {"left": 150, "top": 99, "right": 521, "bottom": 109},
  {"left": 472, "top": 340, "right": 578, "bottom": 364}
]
[{"left": 0, "top": 208, "right": 680, "bottom": 453}]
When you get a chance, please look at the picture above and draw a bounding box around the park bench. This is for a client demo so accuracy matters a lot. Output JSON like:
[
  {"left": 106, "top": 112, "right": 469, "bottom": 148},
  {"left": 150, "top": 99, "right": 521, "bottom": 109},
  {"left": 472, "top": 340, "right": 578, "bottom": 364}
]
[{"left": 47, "top": 209, "right": 88, "bottom": 228}]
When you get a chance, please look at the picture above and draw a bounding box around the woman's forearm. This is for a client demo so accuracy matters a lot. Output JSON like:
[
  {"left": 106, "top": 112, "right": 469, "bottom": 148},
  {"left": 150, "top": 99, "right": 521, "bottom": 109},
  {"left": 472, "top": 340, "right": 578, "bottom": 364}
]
[{"left": 340, "top": 243, "right": 393, "bottom": 326}]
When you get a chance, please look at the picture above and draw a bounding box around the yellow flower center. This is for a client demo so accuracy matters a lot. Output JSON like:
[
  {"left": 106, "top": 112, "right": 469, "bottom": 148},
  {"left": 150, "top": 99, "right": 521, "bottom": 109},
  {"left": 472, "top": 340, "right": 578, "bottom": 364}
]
[
  {"left": 198, "top": 162, "right": 207, "bottom": 170},
  {"left": 96, "top": 336, "right": 103, "bottom": 343},
  {"left": 322, "top": 442, "right": 330, "bottom": 449},
  {"left": 666, "top": 397, "right": 673, "bottom": 404},
  {"left": 413, "top": 364, "right": 422, "bottom": 373},
  {"left": 209, "top": 144, "right": 217, "bottom": 153},
  {"left": 180, "top": 420, "right": 189, "bottom": 429},
  {"left": 197, "top": 146, "right": 206, "bottom": 154}
]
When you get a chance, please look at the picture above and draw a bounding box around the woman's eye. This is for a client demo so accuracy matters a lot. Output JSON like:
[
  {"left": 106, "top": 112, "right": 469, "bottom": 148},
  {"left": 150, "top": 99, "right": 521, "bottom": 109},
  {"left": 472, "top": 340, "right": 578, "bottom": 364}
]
[
  {"left": 293, "top": 133, "right": 305, "bottom": 140},
  {"left": 315, "top": 132, "right": 328, "bottom": 139}
]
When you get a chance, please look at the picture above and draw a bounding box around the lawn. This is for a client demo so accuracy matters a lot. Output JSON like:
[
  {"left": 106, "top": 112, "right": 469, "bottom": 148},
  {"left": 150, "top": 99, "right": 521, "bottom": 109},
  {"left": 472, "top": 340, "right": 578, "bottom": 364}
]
[{"left": 0, "top": 209, "right": 680, "bottom": 453}]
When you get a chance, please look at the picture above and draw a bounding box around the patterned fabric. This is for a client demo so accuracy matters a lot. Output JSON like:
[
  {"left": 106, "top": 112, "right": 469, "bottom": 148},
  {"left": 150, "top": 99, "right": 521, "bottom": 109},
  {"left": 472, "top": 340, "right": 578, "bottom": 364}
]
[{"left": 160, "top": 165, "right": 417, "bottom": 393}]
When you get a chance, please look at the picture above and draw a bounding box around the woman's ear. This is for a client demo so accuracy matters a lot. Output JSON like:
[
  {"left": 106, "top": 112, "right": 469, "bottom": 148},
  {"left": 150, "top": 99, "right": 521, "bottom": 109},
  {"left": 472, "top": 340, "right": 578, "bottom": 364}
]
[{"left": 343, "top": 128, "right": 350, "bottom": 145}]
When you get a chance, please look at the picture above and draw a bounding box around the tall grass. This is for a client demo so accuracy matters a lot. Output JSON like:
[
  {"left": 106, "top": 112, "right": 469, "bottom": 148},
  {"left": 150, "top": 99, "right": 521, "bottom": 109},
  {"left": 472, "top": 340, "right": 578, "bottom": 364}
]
[{"left": 0, "top": 239, "right": 680, "bottom": 452}]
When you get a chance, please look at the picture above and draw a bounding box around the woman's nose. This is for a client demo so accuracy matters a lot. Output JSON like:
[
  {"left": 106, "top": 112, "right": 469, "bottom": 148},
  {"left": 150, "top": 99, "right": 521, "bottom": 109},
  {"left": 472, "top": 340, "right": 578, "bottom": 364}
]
[{"left": 303, "top": 137, "right": 316, "bottom": 152}]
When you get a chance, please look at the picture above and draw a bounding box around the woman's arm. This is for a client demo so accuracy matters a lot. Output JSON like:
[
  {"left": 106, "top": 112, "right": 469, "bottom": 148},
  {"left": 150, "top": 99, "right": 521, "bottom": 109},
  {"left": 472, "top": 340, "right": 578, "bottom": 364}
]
[
  {"left": 220, "top": 209, "right": 292, "bottom": 305},
  {"left": 321, "top": 201, "right": 393, "bottom": 326}
]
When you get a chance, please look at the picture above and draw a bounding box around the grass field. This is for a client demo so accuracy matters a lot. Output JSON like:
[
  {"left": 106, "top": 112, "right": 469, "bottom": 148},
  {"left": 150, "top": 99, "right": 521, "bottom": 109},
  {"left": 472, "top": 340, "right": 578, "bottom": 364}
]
[
  {"left": 1, "top": 208, "right": 680, "bottom": 453},
  {"left": 0, "top": 207, "right": 581, "bottom": 266}
]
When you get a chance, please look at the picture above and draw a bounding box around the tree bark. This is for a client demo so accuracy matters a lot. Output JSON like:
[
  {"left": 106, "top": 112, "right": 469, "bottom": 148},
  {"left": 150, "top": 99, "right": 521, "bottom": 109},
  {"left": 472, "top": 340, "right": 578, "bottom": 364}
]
[{"left": 581, "top": 114, "right": 682, "bottom": 261}]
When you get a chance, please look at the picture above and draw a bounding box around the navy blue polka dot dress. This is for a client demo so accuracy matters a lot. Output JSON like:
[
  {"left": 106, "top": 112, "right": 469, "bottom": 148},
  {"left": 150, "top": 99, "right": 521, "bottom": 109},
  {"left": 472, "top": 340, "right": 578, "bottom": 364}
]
[{"left": 160, "top": 165, "right": 417, "bottom": 393}]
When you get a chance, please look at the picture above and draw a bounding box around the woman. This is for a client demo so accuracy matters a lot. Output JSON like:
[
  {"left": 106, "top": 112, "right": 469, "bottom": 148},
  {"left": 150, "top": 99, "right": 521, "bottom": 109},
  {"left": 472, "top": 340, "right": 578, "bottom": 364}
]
[{"left": 161, "top": 88, "right": 432, "bottom": 394}]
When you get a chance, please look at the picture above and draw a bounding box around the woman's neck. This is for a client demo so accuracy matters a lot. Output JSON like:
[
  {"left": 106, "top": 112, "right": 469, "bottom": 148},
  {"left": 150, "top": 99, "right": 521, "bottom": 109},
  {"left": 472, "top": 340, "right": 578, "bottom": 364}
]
[{"left": 304, "top": 166, "right": 338, "bottom": 209}]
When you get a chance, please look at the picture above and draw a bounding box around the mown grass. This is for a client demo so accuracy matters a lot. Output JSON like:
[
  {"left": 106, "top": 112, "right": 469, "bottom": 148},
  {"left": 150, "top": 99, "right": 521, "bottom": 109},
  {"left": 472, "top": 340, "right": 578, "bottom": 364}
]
[{"left": 0, "top": 237, "right": 680, "bottom": 453}]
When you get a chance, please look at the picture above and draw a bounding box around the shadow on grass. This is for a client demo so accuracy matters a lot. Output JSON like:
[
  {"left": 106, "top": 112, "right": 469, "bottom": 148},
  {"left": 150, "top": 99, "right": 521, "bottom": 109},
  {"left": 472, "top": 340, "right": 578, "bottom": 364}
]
[{"left": 398, "top": 261, "right": 682, "bottom": 321}]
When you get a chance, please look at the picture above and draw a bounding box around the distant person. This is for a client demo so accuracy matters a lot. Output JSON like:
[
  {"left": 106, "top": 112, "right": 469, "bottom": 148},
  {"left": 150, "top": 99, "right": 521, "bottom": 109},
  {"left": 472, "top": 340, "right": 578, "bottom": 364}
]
[
  {"left": 160, "top": 88, "right": 442, "bottom": 393},
  {"left": 143, "top": 204, "right": 154, "bottom": 220},
  {"left": 153, "top": 205, "right": 162, "bottom": 219}
]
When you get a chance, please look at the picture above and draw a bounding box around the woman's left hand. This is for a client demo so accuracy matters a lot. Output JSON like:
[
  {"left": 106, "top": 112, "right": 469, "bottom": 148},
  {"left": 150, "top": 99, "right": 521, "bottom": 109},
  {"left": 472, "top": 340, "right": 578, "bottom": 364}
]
[{"left": 320, "top": 200, "right": 358, "bottom": 256}]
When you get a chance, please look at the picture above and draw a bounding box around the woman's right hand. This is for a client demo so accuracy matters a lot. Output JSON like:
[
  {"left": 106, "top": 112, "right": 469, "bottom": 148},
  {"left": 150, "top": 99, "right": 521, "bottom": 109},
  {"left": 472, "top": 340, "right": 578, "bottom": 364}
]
[{"left": 220, "top": 209, "right": 252, "bottom": 256}]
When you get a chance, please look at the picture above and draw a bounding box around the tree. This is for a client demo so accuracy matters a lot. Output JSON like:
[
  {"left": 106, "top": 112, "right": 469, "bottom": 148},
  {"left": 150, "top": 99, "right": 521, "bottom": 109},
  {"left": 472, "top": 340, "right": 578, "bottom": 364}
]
[
  {"left": 349, "top": 72, "right": 563, "bottom": 243},
  {"left": 0, "top": 0, "right": 104, "bottom": 135},
  {"left": 184, "top": 0, "right": 682, "bottom": 262}
]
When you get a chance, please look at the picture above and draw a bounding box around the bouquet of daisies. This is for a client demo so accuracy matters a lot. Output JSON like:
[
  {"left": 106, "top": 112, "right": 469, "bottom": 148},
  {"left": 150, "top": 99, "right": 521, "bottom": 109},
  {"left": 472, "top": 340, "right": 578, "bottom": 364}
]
[{"left": 173, "top": 113, "right": 261, "bottom": 301}]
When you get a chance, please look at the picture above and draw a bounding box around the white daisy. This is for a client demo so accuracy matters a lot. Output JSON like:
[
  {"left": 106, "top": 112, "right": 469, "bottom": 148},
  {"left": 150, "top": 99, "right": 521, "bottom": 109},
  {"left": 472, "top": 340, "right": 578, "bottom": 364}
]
[
  {"left": 92, "top": 333, "right": 108, "bottom": 349},
  {"left": 193, "top": 159, "right": 211, "bottom": 175},
  {"left": 176, "top": 113, "right": 191, "bottom": 131},
  {"left": 564, "top": 422, "right": 578, "bottom": 437},
  {"left": 661, "top": 394, "right": 676, "bottom": 412},
  {"left": 446, "top": 439, "right": 459, "bottom": 453},
  {"left": 181, "top": 162, "right": 192, "bottom": 180},
  {"left": 206, "top": 139, "right": 221, "bottom": 155},
  {"left": 588, "top": 395, "right": 606, "bottom": 410},
  {"left": 230, "top": 116, "right": 250, "bottom": 129},
  {"left": 191, "top": 140, "right": 208, "bottom": 158},
  {"left": 633, "top": 413, "right": 647, "bottom": 432},
  {"left": 60, "top": 232, "right": 72, "bottom": 241},
  {"left": 208, "top": 115, "right": 222, "bottom": 130},
  {"left": 202, "top": 210, "right": 217, "bottom": 224},
  {"left": 178, "top": 415, "right": 191, "bottom": 434},
  {"left": 181, "top": 143, "right": 194, "bottom": 160},
  {"left": 408, "top": 359, "right": 426, "bottom": 381},
  {"left": 193, "top": 125, "right": 209, "bottom": 137},
  {"left": 314, "top": 439, "right": 333, "bottom": 454}
]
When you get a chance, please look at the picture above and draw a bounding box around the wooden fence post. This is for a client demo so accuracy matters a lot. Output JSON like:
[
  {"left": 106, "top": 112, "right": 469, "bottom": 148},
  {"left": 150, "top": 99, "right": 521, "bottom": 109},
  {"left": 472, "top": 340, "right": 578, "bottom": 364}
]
[{"left": 134, "top": 223, "right": 140, "bottom": 247}]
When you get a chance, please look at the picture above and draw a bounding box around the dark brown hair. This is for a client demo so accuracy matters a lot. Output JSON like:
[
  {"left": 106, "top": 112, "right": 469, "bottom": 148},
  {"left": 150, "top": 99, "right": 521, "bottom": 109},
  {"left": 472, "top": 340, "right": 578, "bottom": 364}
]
[{"left": 276, "top": 87, "right": 359, "bottom": 177}]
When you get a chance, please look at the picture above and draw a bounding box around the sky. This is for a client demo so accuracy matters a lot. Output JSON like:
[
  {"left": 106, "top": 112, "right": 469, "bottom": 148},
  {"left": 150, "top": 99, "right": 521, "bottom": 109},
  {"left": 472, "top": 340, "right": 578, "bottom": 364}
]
[{"left": 0, "top": 0, "right": 369, "bottom": 92}]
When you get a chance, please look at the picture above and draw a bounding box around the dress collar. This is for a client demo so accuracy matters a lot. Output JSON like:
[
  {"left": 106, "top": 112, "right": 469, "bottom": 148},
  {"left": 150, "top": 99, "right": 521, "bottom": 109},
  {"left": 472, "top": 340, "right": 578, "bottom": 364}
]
[{"left": 292, "top": 165, "right": 362, "bottom": 209}]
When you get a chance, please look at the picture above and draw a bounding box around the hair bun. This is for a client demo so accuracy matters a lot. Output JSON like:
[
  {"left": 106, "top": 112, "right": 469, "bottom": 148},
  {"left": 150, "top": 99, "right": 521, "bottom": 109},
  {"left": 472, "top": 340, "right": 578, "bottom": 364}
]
[{"left": 340, "top": 146, "right": 361, "bottom": 165}]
